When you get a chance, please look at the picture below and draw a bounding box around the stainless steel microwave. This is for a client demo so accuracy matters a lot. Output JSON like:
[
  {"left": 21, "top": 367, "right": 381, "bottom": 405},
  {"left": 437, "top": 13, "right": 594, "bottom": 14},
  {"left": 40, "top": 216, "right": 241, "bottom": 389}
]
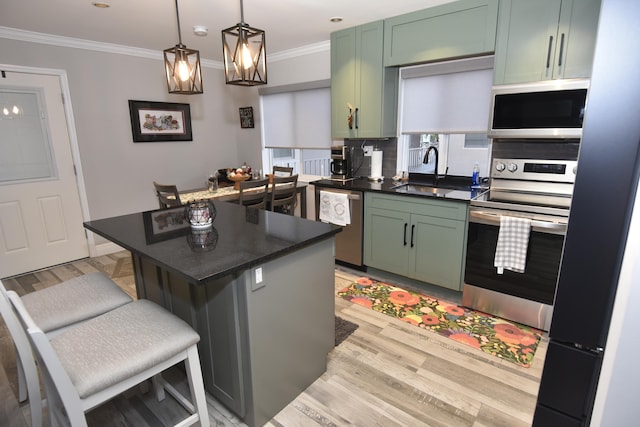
[{"left": 488, "top": 79, "right": 590, "bottom": 139}]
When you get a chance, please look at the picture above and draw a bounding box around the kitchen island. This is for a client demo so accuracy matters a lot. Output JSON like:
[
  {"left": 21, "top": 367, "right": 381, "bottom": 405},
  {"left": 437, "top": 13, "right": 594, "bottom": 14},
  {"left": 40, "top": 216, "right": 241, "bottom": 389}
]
[{"left": 84, "top": 202, "right": 340, "bottom": 427}]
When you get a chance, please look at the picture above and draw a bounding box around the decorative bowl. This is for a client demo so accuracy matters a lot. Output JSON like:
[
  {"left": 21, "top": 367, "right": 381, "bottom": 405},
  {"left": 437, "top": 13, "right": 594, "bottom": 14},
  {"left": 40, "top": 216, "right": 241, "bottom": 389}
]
[{"left": 227, "top": 173, "right": 250, "bottom": 190}]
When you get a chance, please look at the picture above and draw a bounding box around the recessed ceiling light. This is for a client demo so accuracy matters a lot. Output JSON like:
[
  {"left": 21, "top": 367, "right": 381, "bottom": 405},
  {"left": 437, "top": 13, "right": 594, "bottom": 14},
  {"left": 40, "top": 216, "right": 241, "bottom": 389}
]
[
  {"left": 193, "top": 26, "right": 208, "bottom": 36},
  {"left": 92, "top": 2, "right": 110, "bottom": 8},
  {"left": 330, "top": 17, "right": 343, "bottom": 23}
]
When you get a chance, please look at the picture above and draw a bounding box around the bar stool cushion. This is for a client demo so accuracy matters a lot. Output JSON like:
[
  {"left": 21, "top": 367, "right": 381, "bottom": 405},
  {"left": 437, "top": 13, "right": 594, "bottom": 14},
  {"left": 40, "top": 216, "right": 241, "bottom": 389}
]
[
  {"left": 49, "top": 299, "right": 200, "bottom": 399},
  {"left": 21, "top": 272, "right": 132, "bottom": 333}
]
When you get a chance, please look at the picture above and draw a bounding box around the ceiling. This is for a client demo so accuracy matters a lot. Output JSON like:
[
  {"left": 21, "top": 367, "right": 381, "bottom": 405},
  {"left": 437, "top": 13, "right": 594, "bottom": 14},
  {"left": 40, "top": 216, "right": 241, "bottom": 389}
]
[{"left": 0, "top": 0, "right": 455, "bottom": 63}]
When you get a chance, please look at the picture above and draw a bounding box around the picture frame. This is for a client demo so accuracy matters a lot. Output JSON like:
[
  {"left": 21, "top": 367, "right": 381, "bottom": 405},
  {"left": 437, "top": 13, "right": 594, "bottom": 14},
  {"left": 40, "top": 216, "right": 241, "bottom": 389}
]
[
  {"left": 142, "top": 206, "right": 190, "bottom": 244},
  {"left": 128, "top": 100, "right": 192, "bottom": 142},
  {"left": 239, "top": 106, "right": 254, "bottom": 128}
]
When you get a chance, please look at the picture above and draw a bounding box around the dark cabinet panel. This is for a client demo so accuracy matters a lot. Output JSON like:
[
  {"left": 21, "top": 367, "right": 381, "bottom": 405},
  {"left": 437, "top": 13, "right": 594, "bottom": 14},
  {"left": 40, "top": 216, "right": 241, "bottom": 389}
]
[{"left": 534, "top": 341, "right": 602, "bottom": 424}]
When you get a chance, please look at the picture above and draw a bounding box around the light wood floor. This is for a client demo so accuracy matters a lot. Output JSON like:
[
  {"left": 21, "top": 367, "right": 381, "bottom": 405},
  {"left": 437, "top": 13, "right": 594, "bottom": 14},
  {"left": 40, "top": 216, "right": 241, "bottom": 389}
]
[{"left": 0, "top": 251, "right": 547, "bottom": 426}]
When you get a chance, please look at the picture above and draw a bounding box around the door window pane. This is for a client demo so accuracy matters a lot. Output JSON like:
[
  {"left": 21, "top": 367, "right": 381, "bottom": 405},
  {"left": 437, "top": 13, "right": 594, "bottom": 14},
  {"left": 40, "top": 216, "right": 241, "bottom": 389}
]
[{"left": 0, "top": 89, "right": 55, "bottom": 183}]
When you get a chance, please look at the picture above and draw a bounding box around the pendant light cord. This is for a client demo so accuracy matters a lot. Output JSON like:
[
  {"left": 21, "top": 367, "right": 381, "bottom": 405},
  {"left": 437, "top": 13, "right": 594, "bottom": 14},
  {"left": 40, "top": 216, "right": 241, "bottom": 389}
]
[
  {"left": 174, "top": 0, "right": 183, "bottom": 46},
  {"left": 239, "top": 0, "right": 245, "bottom": 25}
]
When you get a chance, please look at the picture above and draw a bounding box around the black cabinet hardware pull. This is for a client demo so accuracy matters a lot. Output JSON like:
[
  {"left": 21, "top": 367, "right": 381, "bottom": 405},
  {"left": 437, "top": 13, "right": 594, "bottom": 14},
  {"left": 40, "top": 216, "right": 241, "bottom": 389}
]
[
  {"left": 558, "top": 33, "right": 565, "bottom": 67},
  {"left": 403, "top": 223, "right": 408, "bottom": 246},
  {"left": 411, "top": 224, "right": 415, "bottom": 248},
  {"left": 355, "top": 107, "right": 359, "bottom": 129},
  {"left": 546, "top": 35, "right": 554, "bottom": 69}
]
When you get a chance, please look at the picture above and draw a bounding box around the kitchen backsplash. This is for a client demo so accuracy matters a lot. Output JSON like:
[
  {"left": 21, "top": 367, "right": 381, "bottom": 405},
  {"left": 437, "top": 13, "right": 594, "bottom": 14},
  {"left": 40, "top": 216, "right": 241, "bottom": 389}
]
[{"left": 345, "top": 138, "right": 398, "bottom": 179}]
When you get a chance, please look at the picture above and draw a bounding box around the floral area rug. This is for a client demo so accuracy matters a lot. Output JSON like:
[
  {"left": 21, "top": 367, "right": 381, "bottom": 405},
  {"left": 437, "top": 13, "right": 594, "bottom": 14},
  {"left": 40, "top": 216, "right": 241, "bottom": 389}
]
[{"left": 337, "top": 277, "right": 542, "bottom": 368}]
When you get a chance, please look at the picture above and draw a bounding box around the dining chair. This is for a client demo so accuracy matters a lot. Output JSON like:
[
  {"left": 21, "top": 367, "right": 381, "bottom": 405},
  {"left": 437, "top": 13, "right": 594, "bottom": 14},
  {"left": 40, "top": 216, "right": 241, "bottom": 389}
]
[
  {"left": 8, "top": 293, "right": 210, "bottom": 427},
  {"left": 238, "top": 177, "right": 270, "bottom": 209},
  {"left": 0, "top": 273, "right": 133, "bottom": 427},
  {"left": 272, "top": 165, "right": 294, "bottom": 177},
  {"left": 270, "top": 174, "right": 299, "bottom": 215},
  {"left": 153, "top": 181, "right": 182, "bottom": 208}
]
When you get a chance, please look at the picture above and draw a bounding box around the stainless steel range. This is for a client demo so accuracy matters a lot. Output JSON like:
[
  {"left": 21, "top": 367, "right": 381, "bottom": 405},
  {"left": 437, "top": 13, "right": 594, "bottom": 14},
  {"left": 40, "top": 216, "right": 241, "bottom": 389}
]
[{"left": 463, "top": 140, "right": 579, "bottom": 330}]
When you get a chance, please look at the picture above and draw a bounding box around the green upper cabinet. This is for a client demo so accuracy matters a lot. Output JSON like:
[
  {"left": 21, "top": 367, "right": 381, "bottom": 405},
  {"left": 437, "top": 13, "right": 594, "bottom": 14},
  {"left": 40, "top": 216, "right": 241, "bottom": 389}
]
[
  {"left": 383, "top": 0, "right": 499, "bottom": 67},
  {"left": 330, "top": 21, "right": 398, "bottom": 139},
  {"left": 493, "top": 0, "right": 601, "bottom": 84}
]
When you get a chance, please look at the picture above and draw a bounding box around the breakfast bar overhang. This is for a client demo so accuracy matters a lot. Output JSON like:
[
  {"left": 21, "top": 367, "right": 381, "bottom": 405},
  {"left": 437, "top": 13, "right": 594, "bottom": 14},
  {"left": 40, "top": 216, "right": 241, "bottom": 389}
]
[{"left": 84, "top": 202, "right": 340, "bottom": 427}]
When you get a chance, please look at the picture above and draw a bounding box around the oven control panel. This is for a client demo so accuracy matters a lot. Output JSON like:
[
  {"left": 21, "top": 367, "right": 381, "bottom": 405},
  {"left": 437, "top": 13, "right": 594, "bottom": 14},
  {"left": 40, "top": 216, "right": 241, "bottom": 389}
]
[{"left": 492, "top": 158, "right": 577, "bottom": 183}]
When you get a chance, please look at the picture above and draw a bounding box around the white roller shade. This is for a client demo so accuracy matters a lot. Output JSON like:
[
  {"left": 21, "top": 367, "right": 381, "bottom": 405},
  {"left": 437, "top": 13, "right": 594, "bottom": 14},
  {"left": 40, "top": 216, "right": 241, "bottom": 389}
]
[
  {"left": 400, "top": 64, "right": 493, "bottom": 134},
  {"left": 262, "top": 87, "right": 331, "bottom": 149}
]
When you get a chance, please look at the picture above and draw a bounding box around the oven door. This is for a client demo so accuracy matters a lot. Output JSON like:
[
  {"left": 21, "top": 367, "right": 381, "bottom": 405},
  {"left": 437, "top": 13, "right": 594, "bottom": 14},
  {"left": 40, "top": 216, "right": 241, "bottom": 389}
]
[{"left": 464, "top": 208, "right": 567, "bottom": 305}]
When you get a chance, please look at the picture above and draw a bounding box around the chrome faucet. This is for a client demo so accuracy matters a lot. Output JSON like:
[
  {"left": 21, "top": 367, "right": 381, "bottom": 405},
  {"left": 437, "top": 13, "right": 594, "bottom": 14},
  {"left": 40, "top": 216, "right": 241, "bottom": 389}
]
[{"left": 423, "top": 145, "right": 439, "bottom": 185}]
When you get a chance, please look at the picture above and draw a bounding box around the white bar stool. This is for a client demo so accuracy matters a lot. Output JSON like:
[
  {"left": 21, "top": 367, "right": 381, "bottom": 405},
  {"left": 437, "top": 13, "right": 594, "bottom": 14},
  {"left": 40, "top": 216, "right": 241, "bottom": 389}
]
[
  {"left": 9, "top": 293, "right": 210, "bottom": 427},
  {"left": 1, "top": 272, "right": 132, "bottom": 426}
]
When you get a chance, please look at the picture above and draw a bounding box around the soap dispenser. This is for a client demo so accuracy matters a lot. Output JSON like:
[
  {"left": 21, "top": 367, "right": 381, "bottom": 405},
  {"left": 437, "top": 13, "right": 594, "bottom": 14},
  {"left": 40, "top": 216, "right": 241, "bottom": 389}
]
[{"left": 472, "top": 163, "right": 480, "bottom": 187}]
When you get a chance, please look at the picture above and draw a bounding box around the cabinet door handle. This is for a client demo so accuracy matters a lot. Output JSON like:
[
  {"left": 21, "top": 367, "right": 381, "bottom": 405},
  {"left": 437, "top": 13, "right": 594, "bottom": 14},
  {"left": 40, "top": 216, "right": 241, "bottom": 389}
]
[
  {"left": 558, "top": 33, "right": 565, "bottom": 67},
  {"left": 546, "top": 35, "right": 554, "bottom": 69},
  {"left": 403, "top": 223, "right": 408, "bottom": 246},
  {"left": 355, "top": 107, "right": 359, "bottom": 130},
  {"left": 410, "top": 224, "right": 415, "bottom": 248}
]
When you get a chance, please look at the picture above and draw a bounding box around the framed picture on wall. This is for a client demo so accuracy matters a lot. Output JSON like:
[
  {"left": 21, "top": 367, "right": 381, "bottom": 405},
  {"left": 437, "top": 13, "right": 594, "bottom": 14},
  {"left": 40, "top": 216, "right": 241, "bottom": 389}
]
[
  {"left": 239, "top": 106, "right": 254, "bottom": 128},
  {"left": 128, "top": 100, "right": 192, "bottom": 142}
]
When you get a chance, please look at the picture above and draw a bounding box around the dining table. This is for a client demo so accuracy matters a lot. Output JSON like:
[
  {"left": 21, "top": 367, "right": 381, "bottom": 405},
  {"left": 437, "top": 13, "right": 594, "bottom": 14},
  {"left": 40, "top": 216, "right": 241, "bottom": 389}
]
[{"left": 174, "top": 181, "right": 308, "bottom": 219}]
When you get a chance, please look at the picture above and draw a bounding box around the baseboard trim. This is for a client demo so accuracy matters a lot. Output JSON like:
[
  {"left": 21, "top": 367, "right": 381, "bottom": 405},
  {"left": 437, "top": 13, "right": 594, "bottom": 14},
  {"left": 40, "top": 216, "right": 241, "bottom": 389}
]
[{"left": 93, "top": 241, "right": 124, "bottom": 257}]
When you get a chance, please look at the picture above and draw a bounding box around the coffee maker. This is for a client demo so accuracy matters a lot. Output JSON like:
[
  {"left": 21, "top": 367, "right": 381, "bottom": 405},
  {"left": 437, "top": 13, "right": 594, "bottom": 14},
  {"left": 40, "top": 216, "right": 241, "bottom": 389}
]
[{"left": 330, "top": 145, "right": 355, "bottom": 180}]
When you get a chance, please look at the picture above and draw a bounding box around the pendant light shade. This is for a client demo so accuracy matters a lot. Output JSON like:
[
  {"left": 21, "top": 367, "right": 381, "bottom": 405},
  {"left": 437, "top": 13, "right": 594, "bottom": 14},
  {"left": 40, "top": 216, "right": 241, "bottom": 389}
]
[
  {"left": 164, "top": 0, "right": 203, "bottom": 94},
  {"left": 222, "top": 0, "right": 267, "bottom": 86}
]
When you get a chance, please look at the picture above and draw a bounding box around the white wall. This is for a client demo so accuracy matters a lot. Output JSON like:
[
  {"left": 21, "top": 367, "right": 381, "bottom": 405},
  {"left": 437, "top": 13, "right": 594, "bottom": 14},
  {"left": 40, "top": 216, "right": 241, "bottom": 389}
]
[
  {"left": 0, "top": 36, "right": 331, "bottom": 248},
  {"left": 267, "top": 48, "right": 330, "bottom": 86},
  {"left": 0, "top": 38, "right": 257, "bottom": 222}
]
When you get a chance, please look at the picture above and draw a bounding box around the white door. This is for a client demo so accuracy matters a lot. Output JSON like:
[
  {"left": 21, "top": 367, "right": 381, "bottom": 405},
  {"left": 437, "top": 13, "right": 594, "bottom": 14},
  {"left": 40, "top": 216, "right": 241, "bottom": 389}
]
[{"left": 0, "top": 71, "right": 88, "bottom": 278}]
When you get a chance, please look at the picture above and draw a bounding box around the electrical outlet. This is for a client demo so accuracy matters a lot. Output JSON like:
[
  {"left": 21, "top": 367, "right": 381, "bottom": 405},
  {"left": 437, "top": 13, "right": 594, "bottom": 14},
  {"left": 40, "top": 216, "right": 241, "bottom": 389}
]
[
  {"left": 252, "top": 267, "right": 265, "bottom": 291},
  {"left": 363, "top": 146, "right": 372, "bottom": 156}
]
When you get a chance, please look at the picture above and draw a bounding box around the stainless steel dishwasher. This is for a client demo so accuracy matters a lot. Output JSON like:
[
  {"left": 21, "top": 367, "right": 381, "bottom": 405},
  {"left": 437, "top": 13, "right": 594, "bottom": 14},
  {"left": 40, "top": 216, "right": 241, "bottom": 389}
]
[{"left": 314, "top": 187, "right": 363, "bottom": 267}]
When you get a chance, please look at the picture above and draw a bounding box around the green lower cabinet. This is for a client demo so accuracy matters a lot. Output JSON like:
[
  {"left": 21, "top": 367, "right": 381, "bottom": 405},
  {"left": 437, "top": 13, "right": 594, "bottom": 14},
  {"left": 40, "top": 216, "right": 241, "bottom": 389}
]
[
  {"left": 409, "top": 213, "right": 467, "bottom": 291},
  {"left": 364, "top": 193, "right": 468, "bottom": 291},
  {"left": 365, "top": 207, "right": 412, "bottom": 276}
]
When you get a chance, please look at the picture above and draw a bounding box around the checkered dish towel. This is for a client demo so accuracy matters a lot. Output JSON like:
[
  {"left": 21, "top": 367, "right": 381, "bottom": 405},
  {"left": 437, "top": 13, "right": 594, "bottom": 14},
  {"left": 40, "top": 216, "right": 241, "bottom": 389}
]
[{"left": 494, "top": 216, "right": 531, "bottom": 274}]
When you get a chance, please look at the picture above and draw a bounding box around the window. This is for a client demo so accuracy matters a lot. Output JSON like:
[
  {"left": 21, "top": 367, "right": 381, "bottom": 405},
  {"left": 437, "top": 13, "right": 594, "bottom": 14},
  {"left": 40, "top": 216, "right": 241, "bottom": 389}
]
[
  {"left": 0, "top": 89, "right": 56, "bottom": 183},
  {"left": 398, "top": 56, "right": 493, "bottom": 178},
  {"left": 260, "top": 82, "right": 333, "bottom": 177}
]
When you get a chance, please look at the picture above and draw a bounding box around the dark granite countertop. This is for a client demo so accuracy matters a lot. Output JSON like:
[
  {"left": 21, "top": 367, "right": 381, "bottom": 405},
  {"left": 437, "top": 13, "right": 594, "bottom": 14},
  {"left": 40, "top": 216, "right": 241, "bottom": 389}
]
[
  {"left": 311, "top": 176, "right": 486, "bottom": 202},
  {"left": 84, "top": 201, "right": 340, "bottom": 284}
]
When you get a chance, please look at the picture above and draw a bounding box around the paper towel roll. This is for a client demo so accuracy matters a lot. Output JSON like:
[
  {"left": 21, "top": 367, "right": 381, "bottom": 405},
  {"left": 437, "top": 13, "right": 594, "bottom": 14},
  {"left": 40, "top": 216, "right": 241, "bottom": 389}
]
[{"left": 371, "top": 150, "right": 383, "bottom": 179}]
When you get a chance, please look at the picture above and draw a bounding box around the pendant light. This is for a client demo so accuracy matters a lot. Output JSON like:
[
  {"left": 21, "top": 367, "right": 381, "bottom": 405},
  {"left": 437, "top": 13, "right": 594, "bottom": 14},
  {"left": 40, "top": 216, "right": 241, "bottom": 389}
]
[
  {"left": 222, "top": 0, "right": 267, "bottom": 86},
  {"left": 163, "top": 0, "right": 203, "bottom": 94}
]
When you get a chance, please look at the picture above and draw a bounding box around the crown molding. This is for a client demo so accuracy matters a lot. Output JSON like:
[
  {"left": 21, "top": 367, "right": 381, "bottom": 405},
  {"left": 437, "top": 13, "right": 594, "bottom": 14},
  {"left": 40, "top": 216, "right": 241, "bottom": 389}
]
[
  {"left": 269, "top": 40, "right": 330, "bottom": 62},
  {"left": 0, "top": 26, "right": 329, "bottom": 67},
  {"left": 0, "top": 26, "right": 223, "bottom": 69}
]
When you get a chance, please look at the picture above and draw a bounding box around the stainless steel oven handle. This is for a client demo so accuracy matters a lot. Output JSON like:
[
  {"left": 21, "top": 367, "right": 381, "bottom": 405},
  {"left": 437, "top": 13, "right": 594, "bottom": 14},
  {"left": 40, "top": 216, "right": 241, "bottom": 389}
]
[{"left": 469, "top": 210, "right": 567, "bottom": 234}]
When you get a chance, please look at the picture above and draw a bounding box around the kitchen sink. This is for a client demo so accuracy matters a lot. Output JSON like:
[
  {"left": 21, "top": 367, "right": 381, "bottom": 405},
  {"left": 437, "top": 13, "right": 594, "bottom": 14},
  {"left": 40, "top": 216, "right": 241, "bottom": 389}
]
[{"left": 393, "top": 184, "right": 456, "bottom": 197}]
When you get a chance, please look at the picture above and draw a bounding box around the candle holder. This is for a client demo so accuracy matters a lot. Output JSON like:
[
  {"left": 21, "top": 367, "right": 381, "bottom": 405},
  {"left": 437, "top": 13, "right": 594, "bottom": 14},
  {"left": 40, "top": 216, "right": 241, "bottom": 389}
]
[{"left": 184, "top": 199, "right": 216, "bottom": 229}]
